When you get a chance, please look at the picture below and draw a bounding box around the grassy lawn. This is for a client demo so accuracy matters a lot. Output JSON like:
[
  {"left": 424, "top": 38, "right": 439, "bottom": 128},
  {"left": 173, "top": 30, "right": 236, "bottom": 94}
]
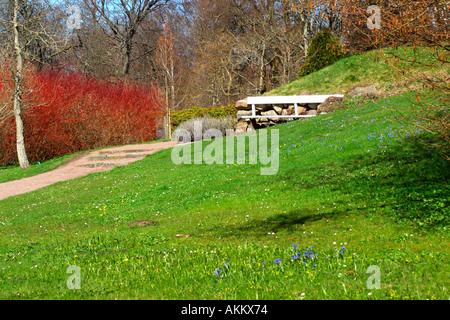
[
  {"left": 0, "top": 90, "right": 448, "bottom": 300},
  {"left": 266, "top": 46, "right": 449, "bottom": 96}
]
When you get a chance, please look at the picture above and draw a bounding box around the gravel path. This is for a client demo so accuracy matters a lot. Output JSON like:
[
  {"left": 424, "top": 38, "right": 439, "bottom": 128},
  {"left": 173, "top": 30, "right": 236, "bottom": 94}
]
[{"left": 0, "top": 141, "right": 178, "bottom": 201}]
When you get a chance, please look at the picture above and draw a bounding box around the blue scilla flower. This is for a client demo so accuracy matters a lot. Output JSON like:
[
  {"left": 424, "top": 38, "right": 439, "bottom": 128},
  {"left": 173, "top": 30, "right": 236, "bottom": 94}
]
[
  {"left": 214, "top": 268, "right": 222, "bottom": 278},
  {"left": 274, "top": 259, "right": 281, "bottom": 264}
]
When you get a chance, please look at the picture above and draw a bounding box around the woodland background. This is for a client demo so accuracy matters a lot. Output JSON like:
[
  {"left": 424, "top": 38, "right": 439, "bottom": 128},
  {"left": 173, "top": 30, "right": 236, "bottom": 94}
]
[{"left": 0, "top": 0, "right": 448, "bottom": 165}]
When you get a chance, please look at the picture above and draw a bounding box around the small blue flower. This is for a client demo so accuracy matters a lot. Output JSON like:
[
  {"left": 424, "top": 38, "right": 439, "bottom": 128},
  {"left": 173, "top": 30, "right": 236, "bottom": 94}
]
[
  {"left": 274, "top": 259, "right": 281, "bottom": 264},
  {"left": 213, "top": 268, "right": 222, "bottom": 278}
]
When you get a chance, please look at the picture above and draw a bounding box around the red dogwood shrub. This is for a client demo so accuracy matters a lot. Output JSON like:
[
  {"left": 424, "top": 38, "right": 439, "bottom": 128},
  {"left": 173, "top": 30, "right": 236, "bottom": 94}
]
[{"left": 0, "top": 68, "right": 165, "bottom": 166}]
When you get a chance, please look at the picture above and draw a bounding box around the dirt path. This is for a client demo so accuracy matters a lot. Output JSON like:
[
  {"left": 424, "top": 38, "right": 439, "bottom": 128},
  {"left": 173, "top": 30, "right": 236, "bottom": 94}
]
[{"left": 0, "top": 141, "right": 179, "bottom": 201}]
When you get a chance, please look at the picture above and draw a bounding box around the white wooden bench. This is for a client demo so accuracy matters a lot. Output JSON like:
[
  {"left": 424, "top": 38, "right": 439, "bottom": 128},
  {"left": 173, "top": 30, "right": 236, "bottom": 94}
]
[{"left": 240, "top": 95, "right": 345, "bottom": 119}]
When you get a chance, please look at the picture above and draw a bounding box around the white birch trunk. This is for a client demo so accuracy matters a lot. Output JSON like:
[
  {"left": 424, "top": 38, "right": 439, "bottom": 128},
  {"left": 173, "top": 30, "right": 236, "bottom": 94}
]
[{"left": 13, "top": 0, "right": 30, "bottom": 169}]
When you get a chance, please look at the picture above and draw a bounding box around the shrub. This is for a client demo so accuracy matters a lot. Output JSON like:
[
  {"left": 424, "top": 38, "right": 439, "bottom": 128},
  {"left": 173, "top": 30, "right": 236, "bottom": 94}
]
[
  {"left": 299, "top": 28, "right": 346, "bottom": 77},
  {"left": 0, "top": 68, "right": 164, "bottom": 166},
  {"left": 173, "top": 116, "right": 233, "bottom": 142}
]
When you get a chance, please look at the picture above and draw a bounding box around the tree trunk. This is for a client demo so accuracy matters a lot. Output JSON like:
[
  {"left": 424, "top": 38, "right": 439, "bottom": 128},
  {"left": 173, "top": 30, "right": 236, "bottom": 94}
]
[
  {"left": 258, "top": 45, "right": 267, "bottom": 95},
  {"left": 13, "top": 0, "right": 30, "bottom": 169},
  {"left": 120, "top": 39, "right": 133, "bottom": 77}
]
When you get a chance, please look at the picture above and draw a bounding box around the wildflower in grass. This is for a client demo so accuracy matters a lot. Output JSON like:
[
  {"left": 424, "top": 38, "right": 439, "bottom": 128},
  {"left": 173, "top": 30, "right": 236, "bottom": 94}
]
[
  {"left": 292, "top": 244, "right": 298, "bottom": 250},
  {"left": 214, "top": 268, "right": 222, "bottom": 278},
  {"left": 274, "top": 259, "right": 281, "bottom": 264}
]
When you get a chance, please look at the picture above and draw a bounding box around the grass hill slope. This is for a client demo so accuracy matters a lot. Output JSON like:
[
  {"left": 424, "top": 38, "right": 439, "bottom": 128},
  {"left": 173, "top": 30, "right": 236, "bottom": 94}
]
[
  {"left": 0, "top": 48, "right": 448, "bottom": 300},
  {"left": 266, "top": 46, "right": 448, "bottom": 96}
]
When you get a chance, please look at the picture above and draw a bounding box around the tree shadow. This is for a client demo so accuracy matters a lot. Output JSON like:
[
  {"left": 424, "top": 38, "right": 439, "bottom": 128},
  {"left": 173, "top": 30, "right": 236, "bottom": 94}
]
[{"left": 208, "top": 209, "right": 343, "bottom": 238}]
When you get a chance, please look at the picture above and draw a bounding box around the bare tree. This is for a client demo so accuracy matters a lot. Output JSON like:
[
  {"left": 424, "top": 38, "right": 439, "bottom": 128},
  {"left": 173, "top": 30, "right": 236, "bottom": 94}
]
[
  {"left": 0, "top": 0, "right": 71, "bottom": 168},
  {"left": 82, "top": 0, "right": 169, "bottom": 77},
  {"left": 154, "top": 22, "right": 176, "bottom": 139},
  {"left": 12, "top": 0, "right": 29, "bottom": 168}
]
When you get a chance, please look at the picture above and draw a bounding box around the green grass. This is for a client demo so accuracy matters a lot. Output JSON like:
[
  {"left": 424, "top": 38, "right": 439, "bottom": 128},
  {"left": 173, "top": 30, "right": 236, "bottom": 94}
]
[
  {"left": 265, "top": 46, "right": 449, "bottom": 96},
  {"left": 0, "top": 91, "right": 448, "bottom": 300}
]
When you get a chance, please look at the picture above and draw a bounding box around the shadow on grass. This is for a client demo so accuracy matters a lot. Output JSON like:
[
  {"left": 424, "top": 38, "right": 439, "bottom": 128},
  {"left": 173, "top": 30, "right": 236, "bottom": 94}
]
[
  {"left": 338, "top": 134, "right": 449, "bottom": 229},
  {"left": 208, "top": 209, "right": 343, "bottom": 238}
]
